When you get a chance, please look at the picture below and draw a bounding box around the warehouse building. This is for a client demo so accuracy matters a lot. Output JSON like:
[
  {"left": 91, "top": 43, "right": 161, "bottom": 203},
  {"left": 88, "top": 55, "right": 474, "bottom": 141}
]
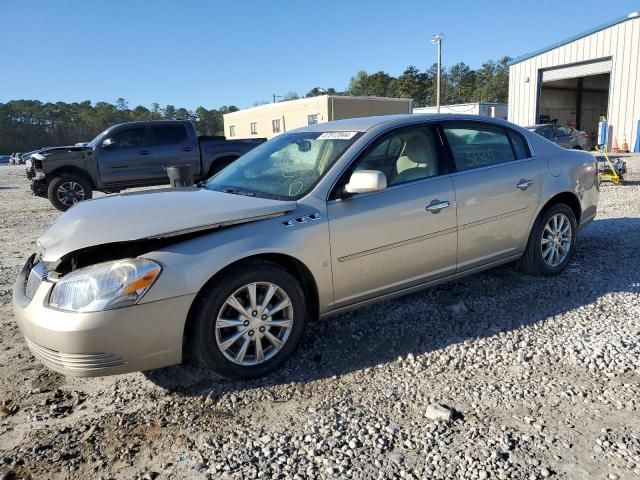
[
  {"left": 508, "top": 11, "right": 640, "bottom": 150},
  {"left": 223, "top": 95, "right": 412, "bottom": 139},
  {"left": 413, "top": 102, "right": 507, "bottom": 119}
]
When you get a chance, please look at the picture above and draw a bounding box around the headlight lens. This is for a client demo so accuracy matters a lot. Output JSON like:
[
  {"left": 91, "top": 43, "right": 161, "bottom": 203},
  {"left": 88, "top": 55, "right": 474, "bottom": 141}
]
[{"left": 49, "top": 258, "right": 161, "bottom": 312}]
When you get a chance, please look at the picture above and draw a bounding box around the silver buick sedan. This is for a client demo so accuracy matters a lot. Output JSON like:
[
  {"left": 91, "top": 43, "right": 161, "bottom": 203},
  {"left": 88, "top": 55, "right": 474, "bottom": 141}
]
[{"left": 13, "top": 114, "right": 599, "bottom": 380}]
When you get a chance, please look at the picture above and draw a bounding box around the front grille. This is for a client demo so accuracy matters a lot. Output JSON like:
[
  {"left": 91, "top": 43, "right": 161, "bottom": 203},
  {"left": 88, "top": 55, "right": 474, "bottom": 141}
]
[
  {"left": 25, "top": 262, "right": 47, "bottom": 300},
  {"left": 25, "top": 339, "right": 125, "bottom": 372}
]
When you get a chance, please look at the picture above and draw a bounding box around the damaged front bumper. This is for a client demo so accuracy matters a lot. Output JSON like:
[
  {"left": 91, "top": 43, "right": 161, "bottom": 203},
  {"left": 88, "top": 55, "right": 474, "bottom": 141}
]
[
  {"left": 25, "top": 161, "right": 47, "bottom": 196},
  {"left": 13, "top": 254, "right": 194, "bottom": 377}
]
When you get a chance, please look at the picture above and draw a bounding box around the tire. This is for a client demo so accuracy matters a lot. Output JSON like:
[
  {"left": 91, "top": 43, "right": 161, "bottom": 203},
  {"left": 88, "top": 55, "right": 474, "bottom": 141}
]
[
  {"left": 185, "top": 261, "right": 307, "bottom": 380},
  {"left": 47, "top": 173, "right": 93, "bottom": 211},
  {"left": 519, "top": 203, "right": 577, "bottom": 276}
]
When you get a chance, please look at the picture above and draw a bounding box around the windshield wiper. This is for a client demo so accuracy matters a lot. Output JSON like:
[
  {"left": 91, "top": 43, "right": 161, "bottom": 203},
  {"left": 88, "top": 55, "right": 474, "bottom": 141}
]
[{"left": 222, "top": 188, "right": 255, "bottom": 197}]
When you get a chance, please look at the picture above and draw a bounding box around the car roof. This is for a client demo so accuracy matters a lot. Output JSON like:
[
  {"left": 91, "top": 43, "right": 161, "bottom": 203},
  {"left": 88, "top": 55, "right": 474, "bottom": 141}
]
[{"left": 295, "top": 113, "right": 518, "bottom": 133}]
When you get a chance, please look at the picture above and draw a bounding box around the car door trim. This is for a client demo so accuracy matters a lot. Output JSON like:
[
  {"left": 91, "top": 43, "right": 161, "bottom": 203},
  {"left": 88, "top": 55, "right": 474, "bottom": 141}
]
[
  {"left": 321, "top": 253, "right": 522, "bottom": 318},
  {"left": 336, "top": 226, "right": 458, "bottom": 263},
  {"left": 459, "top": 207, "right": 529, "bottom": 230}
]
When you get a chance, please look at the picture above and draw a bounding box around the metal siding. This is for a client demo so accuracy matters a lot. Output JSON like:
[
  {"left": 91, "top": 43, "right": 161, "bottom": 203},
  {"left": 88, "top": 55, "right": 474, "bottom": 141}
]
[
  {"left": 541, "top": 59, "right": 612, "bottom": 81},
  {"left": 629, "top": 19, "right": 640, "bottom": 149},
  {"left": 509, "top": 16, "right": 639, "bottom": 147}
]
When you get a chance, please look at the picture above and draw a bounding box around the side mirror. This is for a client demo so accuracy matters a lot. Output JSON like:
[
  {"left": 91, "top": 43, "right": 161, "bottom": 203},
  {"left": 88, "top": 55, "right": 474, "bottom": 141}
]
[
  {"left": 344, "top": 170, "right": 387, "bottom": 195},
  {"left": 102, "top": 138, "right": 115, "bottom": 148}
]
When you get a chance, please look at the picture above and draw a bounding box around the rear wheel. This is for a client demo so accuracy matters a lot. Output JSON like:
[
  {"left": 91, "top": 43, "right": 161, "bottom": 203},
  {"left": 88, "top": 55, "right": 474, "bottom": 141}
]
[
  {"left": 185, "top": 261, "right": 306, "bottom": 379},
  {"left": 519, "top": 203, "right": 577, "bottom": 276},
  {"left": 47, "top": 173, "right": 93, "bottom": 211}
]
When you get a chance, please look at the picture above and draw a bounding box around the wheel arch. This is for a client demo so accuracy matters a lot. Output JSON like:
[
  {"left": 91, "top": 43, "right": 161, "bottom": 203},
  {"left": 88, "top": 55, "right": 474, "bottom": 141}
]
[
  {"left": 537, "top": 191, "right": 582, "bottom": 224},
  {"left": 182, "top": 252, "right": 320, "bottom": 356},
  {"left": 48, "top": 166, "right": 96, "bottom": 188}
]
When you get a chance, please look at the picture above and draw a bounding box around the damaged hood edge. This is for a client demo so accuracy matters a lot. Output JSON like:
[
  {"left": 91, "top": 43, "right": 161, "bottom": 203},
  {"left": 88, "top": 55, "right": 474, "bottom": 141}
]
[{"left": 39, "top": 188, "right": 297, "bottom": 262}]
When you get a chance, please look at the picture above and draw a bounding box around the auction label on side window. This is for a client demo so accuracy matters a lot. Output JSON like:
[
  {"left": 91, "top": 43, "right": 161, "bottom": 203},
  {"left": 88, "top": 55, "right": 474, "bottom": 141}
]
[{"left": 317, "top": 131, "right": 358, "bottom": 140}]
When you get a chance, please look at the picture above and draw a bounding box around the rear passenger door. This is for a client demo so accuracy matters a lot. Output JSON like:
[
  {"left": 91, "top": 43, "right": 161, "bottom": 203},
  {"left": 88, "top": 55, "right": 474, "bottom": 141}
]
[
  {"left": 151, "top": 123, "right": 201, "bottom": 180},
  {"left": 440, "top": 122, "right": 545, "bottom": 272}
]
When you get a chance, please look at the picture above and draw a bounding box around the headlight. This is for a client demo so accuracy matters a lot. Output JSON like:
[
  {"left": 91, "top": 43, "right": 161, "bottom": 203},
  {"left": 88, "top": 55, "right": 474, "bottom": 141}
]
[{"left": 49, "top": 258, "right": 161, "bottom": 312}]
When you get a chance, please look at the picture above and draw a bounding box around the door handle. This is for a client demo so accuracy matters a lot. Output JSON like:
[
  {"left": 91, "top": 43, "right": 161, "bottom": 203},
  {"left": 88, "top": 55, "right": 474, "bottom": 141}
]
[
  {"left": 139, "top": 150, "right": 151, "bottom": 155},
  {"left": 181, "top": 147, "right": 193, "bottom": 152},
  {"left": 426, "top": 200, "right": 450, "bottom": 213},
  {"left": 516, "top": 179, "right": 534, "bottom": 190}
]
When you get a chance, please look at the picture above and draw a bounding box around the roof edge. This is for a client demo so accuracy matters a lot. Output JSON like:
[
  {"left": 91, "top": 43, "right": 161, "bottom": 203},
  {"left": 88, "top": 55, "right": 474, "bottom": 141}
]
[{"left": 508, "top": 13, "right": 639, "bottom": 66}]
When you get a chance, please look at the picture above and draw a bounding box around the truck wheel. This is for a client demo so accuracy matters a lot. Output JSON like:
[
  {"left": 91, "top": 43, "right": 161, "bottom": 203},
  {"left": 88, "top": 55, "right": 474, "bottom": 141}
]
[
  {"left": 519, "top": 203, "right": 577, "bottom": 276},
  {"left": 185, "top": 261, "right": 306, "bottom": 380},
  {"left": 47, "top": 174, "right": 93, "bottom": 211}
]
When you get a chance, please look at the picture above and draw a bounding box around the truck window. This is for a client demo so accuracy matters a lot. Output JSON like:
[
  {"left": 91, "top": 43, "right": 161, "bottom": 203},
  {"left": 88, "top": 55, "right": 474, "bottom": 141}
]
[
  {"left": 111, "top": 127, "right": 147, "bottom": 148},
  {"left": 152, "top": 125, "right": 188, "bottom": 146}
]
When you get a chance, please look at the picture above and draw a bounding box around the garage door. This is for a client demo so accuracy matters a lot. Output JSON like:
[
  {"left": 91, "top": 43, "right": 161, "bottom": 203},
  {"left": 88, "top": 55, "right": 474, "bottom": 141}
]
[{"left": 541, "top": 58, "right": 612, "bottom": 82}]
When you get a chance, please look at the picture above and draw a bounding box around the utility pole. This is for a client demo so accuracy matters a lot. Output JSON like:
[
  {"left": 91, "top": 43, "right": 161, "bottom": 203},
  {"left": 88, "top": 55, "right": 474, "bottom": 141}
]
[{"left": 431, "top": 33, "right": 444, "bottom": 113}]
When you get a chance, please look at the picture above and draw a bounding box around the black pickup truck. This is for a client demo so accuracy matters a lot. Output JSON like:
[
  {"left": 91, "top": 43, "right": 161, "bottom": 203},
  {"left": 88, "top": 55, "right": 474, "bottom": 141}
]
[{"left": 26, "top": 120, "right": 265, "bottom": 211}]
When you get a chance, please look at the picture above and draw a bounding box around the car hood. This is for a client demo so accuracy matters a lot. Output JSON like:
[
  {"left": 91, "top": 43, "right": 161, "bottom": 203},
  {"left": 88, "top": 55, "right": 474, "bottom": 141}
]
[
  {"left": 34, "top": 145, "right": 90, "bottom": 160},
  {"left": 39, "top": 188, "right": 296, "bottom": 261}
]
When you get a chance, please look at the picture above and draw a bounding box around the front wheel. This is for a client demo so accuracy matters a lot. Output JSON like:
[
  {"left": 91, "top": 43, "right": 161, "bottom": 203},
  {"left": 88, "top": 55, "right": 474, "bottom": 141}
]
[
  {"left": 185, "top": 261, "right": 306, "bottom": 380},
  {"left": 47, "top": 173, "right": 93, "bottom": 211},
  {"left": 519, "top": 203, "right": 577, "bottom": 276}
]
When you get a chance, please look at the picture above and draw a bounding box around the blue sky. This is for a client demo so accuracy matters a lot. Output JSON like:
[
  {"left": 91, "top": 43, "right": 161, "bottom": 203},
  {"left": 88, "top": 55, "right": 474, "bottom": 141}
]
[{"left": 1, "top": 0, "right": 639, "bottom": 110}]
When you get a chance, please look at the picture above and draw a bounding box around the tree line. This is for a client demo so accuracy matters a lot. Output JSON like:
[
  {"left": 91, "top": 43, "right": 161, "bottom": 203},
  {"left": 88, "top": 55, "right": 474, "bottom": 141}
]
[
  {"left": 285, "top": 57, "right": 511, "bottom": 108},
  {"left": 2, "top": 57, "right": 510, "bottom": 152},
  {"left": 0, "top": 99, "right": 238, "bottom": 154}
]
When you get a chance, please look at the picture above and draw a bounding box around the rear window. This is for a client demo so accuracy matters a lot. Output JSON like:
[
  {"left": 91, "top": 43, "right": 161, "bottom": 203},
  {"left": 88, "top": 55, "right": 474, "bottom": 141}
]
[
  {"left": 507, "top": 130, "right": 531, "bottom": 159},
  {"left": 152, "top": 125, "right": 188, "bottom": 146},
  {"left": 442, "top": 123, "right": 516, "bottom": 171}
]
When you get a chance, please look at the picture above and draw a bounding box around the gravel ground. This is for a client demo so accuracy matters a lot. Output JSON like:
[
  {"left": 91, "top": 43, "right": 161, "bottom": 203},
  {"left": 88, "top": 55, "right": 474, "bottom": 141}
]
[{"left": 0, "top": 161, "right": 639, "bottom": 480}]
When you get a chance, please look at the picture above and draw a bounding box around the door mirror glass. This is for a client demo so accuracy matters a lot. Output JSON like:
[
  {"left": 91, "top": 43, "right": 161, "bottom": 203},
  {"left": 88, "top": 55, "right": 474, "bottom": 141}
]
[
  {"left": 102, "top": 138, "right": 115, "bottom": 148},
  {"left": 345, "top": 170, "right": 387, "bottom": 194}
]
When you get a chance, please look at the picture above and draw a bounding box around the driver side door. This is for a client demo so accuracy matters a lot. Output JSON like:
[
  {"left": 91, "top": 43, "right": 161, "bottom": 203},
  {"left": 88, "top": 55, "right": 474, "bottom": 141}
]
[
  {"left": 327, "top": 124, "right": 458, "bottom": 308},
  {"left": 98, "top": 125, "right": 154, "bottom": 185}
]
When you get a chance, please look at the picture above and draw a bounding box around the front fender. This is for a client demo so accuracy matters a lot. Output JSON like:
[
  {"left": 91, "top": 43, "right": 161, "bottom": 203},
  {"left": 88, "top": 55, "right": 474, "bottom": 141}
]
[{"left": 141, "top": 206, "right": 334, "bottom": 314}]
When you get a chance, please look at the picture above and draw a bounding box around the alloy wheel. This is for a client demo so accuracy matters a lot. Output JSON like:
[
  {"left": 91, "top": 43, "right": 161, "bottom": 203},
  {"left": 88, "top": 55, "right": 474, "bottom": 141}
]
[
  {"left": 56, "top": 182, "right": 85, "bottom": 206},
  {"left": 541, "top": 213, "right": 572, "bottom": 267},
  {"left": 215, "top": 282, "right": 294, "bottom": 366}
]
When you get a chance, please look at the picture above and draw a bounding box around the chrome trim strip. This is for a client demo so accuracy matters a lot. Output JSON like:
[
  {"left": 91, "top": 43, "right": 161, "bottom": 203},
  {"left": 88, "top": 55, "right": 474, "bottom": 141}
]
[
  {"left": 459, "top": 207, "right": 529, "bottom": 230},
  {"left": 449, "top": 157, "right": 534, "bottom": 177},
  {"left": 337, "top": 226, "right": 457, "bottom": 262}
]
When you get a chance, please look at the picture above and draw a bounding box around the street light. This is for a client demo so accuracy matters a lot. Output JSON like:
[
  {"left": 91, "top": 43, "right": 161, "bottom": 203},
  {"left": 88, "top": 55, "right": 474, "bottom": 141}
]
[
  {"left": 273, "top": 94, "right": 282, "bottom": 103},
  {"left": 431, "top": 33, "right": 444, "bottom": 113}
]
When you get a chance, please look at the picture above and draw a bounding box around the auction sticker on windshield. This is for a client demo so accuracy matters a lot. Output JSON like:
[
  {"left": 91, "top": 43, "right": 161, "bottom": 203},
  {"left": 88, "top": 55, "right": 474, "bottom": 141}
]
[{"left": 317, "top": 132, "right": 358, "bottom": 140}]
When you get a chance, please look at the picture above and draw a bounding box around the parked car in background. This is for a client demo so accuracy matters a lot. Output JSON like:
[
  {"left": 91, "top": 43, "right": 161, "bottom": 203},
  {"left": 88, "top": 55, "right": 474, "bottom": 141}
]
[
  {"left": 25, "top": 120, "right": 266, "bottom": 211},
  {"left": 0, "top": 155, "right": 10, "bottom": 164},
  {"left": 526, "top": 123, "right": 592, "bottom": 150},
  {"left": 13, "top": 114, "right": 599, "bottom": 381}
]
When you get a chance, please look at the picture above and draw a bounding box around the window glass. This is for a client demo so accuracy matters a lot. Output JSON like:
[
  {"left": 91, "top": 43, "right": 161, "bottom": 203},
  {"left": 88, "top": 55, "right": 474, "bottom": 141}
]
[
  {"left": 229, "top": 125, "right": 236, "bottom": 137},
  {"left": 111, "top": 127, "right": 147, "bottom": 148},
  {"left": 536, "top": 126, "right": 553, "bottom": 139},
  {"left": 507, "top": 130, "right": 531, "bottom": 159},
  {"left": 272, "top": 119, "right": 281, "bottom": 133},
  {"left": 205, "top": 131, "right": 360, "bottom": 200},
  {"left": 442, "top": 123, "right": 515, "bottom": 171},
  {"left": 307, "top": 114, "right": 318, "bottom": 125},
  {"left": 152, "top": 125, "right": 188, "bottom": 146},
  {"left": 556, "top": 126, "right": 572, "bottom": 136},
  {"left": 250, "top": 122, "right": 258, "bottom": 135},
  {"left": 351, "top": 127, "right": 440, "bottom": 187}
]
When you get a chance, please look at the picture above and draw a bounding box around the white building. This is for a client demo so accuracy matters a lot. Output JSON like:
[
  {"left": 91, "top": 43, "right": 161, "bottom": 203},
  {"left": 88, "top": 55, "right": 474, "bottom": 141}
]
[
  {"left": 413, "top": 103, "right": 507, "bottom": 119},
  {"left": 508, "top": 11, "right": 640, "bottom": 150}
]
